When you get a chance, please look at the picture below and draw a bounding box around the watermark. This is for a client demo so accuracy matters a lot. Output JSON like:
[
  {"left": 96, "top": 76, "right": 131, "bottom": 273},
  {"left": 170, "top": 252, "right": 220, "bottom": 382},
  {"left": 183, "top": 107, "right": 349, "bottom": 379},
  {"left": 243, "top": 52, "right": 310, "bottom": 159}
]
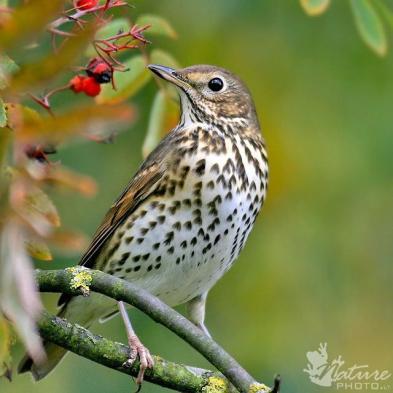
[{"left": 303, "top": 343, "right": 391, "bottom": 390}]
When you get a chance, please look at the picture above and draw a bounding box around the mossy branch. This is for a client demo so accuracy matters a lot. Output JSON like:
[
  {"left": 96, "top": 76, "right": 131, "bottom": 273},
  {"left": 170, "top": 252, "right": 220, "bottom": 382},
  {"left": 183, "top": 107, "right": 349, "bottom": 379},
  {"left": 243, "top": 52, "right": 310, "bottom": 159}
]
[
  {"left": 35, "top": 268, "right": 276, "bottom": 393},
  {"left": 37, "top": 310, "right": 235, "bottom": 393}
]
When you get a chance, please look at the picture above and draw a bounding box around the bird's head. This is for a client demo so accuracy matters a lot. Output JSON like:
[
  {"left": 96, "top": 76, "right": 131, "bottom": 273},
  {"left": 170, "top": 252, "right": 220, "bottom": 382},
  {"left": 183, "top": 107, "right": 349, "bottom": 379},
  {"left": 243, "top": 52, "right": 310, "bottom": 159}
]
[{"left": 148, "top": 64, "right": 259, "bottom": 131}]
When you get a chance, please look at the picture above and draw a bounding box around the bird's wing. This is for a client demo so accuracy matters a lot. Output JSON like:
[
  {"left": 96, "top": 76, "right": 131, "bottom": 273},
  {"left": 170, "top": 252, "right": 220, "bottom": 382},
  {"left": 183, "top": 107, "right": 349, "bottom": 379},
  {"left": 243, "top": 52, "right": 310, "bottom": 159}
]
[
  {"left": 58, "top": 131, "right": 179, "bottom": 306},
  {"left": 79, "top": 163, "right": 164, "bottom": 268}
]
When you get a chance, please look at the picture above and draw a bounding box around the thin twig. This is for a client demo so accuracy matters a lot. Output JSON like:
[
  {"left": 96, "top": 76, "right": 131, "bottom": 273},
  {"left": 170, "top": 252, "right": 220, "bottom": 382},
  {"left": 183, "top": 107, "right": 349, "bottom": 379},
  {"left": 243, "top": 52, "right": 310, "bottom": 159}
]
[{"left": 49, "top": 1, "right": 127, "bottom": 30}]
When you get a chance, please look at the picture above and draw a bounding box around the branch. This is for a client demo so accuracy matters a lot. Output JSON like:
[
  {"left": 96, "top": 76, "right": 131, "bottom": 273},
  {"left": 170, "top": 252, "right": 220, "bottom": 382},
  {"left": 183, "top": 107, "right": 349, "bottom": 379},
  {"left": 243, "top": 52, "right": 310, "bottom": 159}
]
[
  {"left": 37, "top": 310, "right": 237, "bottom": 393},
  {"left": 35, "top": 268, "right": 275, "bottom": 393}
]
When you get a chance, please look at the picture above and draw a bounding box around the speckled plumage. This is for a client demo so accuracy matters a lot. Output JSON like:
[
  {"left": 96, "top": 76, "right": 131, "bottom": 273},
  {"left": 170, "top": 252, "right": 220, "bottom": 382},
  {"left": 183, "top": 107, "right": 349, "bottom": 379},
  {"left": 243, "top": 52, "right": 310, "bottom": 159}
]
[
  {"left": 99, "top": 125, "right": 267, "bottom": 306},
  {"left": 20, "top": 64, "right": 268, "bottom": 380}
]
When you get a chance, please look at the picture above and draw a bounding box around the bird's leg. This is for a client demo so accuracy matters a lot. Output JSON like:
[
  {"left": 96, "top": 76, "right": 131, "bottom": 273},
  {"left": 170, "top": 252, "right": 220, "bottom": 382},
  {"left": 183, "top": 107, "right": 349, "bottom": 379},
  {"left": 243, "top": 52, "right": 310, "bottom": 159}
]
[
  {"left": 118, "top": 301, "right": 154, "bottom": 385},
  {"left": 186, "top": 292, "right": 212, "bottom": 338}
]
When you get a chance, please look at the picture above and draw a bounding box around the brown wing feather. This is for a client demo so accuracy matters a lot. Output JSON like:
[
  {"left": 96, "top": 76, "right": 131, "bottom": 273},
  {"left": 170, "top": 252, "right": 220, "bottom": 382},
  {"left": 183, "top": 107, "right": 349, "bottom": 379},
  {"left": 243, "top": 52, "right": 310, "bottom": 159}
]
[
  {"left": 58, "top": 130, "right": 178, "bottom": 307},
  {"left": 78, "top": 164, "right": 163, "bottom": 268}
]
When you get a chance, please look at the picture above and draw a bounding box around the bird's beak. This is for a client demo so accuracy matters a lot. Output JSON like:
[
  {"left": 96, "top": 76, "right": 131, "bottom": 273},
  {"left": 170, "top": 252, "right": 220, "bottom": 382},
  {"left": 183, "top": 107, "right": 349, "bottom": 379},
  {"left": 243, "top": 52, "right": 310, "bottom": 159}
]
[{"left": 147, "top": 64, "right": 189, "bottom": 90}]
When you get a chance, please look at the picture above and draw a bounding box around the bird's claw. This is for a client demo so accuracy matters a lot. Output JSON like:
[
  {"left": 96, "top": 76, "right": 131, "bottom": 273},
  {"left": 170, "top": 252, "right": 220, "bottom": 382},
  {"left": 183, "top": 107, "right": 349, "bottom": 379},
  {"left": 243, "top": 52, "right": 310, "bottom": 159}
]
[
  {"left": 134, "top": 344, "right": 154, "bottom": 385},
  {"left": 122, "top": 336, "right": 154, "bottom": 387}
]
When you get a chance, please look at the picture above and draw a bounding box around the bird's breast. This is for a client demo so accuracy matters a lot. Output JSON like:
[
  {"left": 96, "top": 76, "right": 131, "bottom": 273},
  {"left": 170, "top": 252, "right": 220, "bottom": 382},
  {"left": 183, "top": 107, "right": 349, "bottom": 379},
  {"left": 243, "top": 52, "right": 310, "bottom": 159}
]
[{"left": 101, "top": 128, "right": 268, "bottom": 306}]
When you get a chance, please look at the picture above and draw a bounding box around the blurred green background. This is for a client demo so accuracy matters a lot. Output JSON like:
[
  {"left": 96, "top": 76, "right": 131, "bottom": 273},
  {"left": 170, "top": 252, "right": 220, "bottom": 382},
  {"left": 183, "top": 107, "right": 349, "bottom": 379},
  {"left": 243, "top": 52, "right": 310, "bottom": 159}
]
[{"left": 3, "top": 0, "right": 393, "bottom": 392}]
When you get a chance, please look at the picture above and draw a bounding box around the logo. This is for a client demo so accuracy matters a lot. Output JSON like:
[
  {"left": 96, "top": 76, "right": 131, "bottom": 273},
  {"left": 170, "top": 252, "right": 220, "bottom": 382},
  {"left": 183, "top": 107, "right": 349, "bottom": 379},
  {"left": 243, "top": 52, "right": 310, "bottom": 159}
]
[{"left": 303, "top": 343, "right": 391, "bottom": 390}]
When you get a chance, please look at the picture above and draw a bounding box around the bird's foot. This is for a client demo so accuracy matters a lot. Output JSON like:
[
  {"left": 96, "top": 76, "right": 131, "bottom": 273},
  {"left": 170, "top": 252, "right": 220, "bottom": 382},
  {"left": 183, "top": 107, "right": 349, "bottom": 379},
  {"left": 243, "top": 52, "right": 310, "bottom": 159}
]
[{"left": 122, "top": 334, "right": 154, "bottom": 386}]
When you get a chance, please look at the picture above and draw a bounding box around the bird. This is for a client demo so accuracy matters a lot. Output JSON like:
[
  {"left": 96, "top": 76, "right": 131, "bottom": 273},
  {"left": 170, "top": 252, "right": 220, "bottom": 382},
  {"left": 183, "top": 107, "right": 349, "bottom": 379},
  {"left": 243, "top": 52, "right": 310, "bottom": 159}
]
[{"left": 19, "top": 63, "right": 269, "bottom": 384}]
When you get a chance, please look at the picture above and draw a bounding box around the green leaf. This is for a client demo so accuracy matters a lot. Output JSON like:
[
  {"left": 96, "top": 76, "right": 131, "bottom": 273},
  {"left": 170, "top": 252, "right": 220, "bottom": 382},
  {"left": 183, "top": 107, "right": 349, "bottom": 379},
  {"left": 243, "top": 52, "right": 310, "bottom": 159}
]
[
  {"left": 0, "top": 314, "right": 13, "bottom": 381},
  {"left": 0, "top": 98, "right": 6, "bottom": 128},
  {"left": 0, "top": 55, "right": 19, "bottom": 90},
  {"left": 0, "top": 125, "right": 11, "bottom": 173},
  {"left": 85, "top": 18, "right": 132, "bottom": 57},
  {"left": 350, "top": 0, "right": 387, "bottom": 56},
  {"left": 143, "top": 90, "right": 179, "bottom": 158},
  {"left": 135, "top": 14, "right": 177, "bottom": 39},
  {"left": 150, "top": 49, "right": 180, "bottom": 70},
  {"left": 374, "top": 0, "right": 393, "bottom": 30},
  {"left": 97, "top": 55, "right": 151, "bottom": 104},
  {"left": 300, "top": 0, "right": 330, "bottom": 16},
  {"left": 96, "top": 17, "right": 132, "bottom": 41},
  {"left": 143, "top": 91, "right": 166, "bottom": 158},
  {"left": 0, "top": 0, "right": 64, "bottom": 52}
]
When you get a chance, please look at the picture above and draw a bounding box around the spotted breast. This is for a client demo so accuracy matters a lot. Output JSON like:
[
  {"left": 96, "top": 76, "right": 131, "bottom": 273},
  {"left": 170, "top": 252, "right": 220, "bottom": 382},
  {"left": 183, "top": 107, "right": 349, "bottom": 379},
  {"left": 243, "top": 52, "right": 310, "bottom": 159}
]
[{"left": 99, "top": 124, "right": 268, "bottom": 306}]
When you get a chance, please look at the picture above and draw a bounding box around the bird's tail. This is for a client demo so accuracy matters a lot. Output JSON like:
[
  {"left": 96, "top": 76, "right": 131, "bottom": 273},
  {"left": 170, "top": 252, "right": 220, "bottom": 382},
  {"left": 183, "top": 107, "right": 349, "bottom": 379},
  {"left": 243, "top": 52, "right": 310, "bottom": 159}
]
[{"left": 18, "top": 295, "right": 106, "bottom": 380}]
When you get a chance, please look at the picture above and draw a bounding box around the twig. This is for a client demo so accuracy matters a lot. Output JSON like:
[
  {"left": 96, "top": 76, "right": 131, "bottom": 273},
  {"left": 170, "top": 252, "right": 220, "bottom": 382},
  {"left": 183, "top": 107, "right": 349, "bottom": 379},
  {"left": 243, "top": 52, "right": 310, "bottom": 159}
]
[
  {"left": 49, "top": 1, "right": 127, "bottom": 31},
  {"left": 35, "top": 268, "right": 272, "bottom": 393}
]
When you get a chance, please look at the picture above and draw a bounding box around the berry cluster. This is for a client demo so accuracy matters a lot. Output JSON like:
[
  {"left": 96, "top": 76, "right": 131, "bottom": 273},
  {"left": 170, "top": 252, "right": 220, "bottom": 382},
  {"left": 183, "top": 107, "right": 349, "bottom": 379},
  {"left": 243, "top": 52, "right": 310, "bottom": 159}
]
[{"left": 70, "top": 58, "right": 113, "bottom": 97}]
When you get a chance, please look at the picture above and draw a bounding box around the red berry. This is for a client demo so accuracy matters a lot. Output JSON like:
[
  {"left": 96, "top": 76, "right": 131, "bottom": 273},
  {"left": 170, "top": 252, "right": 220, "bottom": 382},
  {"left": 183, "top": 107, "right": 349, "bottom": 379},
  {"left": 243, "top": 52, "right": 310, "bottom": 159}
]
[
  {"left": 70, "top": 75, "right": 86, "bottom": 93},
  {"left": 74, "top": 0, "right": 98, "bottom": 11},
  {"left": 86, "top": 58, "right": 113, "bottom": 84},
  {"left": 82, "top": 77, "right": 101, "bottom": 97},
  {"left": 94, "top": 63, "right": 111, "bottom": 74}
]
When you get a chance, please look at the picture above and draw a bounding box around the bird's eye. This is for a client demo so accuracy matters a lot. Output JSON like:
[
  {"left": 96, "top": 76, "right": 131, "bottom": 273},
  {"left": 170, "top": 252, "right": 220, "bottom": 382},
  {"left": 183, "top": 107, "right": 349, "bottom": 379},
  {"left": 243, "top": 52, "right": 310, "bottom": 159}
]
[{"left": 208, "top": 77, "right": 224, "bottom": 92}]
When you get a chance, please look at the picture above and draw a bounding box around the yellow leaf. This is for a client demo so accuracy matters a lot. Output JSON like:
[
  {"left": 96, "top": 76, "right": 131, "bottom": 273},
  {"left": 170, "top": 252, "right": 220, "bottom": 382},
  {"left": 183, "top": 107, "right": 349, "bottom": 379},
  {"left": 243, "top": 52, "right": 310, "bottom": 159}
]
[
  {"left": 0, "top": 314, "right": 13, "bottom": 380},
  {"left": 300, "top": 0, "right": 330, "bottom": 16},
  {"left": 26, "top": 239, "right": 53, "bottom": 261},
  {"left": 97, "top": 55, "right": 151, "bottom": 104}
]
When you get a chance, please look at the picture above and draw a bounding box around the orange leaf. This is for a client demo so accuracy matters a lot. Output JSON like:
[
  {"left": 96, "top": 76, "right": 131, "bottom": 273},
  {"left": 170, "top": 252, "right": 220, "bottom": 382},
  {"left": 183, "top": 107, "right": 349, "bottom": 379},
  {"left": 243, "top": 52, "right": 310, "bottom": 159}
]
[{"left": 16, "top": 104, "right": 135, "bottom": 143}]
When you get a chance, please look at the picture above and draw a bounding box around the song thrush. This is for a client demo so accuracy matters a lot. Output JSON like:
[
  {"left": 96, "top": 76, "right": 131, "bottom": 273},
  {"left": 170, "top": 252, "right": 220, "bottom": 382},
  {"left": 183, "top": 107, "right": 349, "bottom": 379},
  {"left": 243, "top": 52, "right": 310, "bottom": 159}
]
[{"left": 19, "top": 64, "right": 269, "bottom": 383}]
